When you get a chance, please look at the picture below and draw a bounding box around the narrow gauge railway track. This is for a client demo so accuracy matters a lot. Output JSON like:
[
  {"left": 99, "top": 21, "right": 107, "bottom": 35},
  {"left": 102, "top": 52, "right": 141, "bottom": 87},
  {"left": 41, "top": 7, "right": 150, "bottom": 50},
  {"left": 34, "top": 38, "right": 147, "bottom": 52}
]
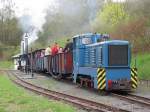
[
  {"left": 6, "top": 71, "right": 130, "bottom": 112},
  {"left": 111, "top": 93, "right": 150, "bottom": 108}
]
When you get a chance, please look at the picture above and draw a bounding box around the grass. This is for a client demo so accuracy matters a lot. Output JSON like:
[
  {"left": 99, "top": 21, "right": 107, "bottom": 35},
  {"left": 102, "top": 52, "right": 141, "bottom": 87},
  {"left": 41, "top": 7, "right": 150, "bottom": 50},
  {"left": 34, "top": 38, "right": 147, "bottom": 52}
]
[
  {"left": 0, "top": 74, "right": 75, "bottom": 112},
  {"left": 0, "top": 60, "right": 13, "bottom": 69},
  {"left": 131, "top": 53, "right": 150, "bottom": 80}
]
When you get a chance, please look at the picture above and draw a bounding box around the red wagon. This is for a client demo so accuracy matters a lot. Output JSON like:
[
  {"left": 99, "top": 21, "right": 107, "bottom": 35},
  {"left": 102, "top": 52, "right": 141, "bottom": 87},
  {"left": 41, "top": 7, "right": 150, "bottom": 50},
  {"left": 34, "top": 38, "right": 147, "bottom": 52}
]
[{"left": 47, "top": 51, "right": 73, "bottom": 78}]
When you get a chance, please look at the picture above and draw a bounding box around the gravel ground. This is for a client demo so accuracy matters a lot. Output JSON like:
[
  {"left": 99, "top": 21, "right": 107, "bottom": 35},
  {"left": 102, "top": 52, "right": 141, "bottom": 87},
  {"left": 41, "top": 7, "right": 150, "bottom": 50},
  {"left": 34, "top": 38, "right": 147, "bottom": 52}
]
[
  {"left": 14, "top": 71, "right": 150, "bottom": 112},
  {"left": 132, "top": 81, "right": 150, "bottom": 98}
]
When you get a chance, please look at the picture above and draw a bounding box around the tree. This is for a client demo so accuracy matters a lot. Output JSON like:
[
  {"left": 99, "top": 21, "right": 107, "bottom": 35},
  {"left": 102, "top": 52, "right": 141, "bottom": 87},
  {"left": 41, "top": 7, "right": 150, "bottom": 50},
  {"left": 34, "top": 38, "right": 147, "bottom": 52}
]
[
  {"left": 0, "top": 0, "right": 23, "bottom": 47},
  {"left": 92, "top": 1, "right": 130, "bottom": 33},
  {"left": 92, "top": 0, "right": 150, "bottom": 53}
]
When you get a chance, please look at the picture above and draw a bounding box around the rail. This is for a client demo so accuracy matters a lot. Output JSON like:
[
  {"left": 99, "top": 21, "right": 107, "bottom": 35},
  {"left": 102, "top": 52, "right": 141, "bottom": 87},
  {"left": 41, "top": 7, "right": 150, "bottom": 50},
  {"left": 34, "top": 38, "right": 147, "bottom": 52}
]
[
  {"left": 111, "top": 93, "right": 150, "bottom": 108},
  {"left": 7, "top": 70, "right": 129, "bottom": 112}
]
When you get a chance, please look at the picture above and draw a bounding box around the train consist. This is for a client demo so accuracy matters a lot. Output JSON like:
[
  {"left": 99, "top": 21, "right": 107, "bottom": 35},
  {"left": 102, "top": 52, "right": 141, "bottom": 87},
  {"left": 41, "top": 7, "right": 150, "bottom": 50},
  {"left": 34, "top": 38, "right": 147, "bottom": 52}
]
[{"left": 17, "top": 33, "right": 138, "bottom": 91}]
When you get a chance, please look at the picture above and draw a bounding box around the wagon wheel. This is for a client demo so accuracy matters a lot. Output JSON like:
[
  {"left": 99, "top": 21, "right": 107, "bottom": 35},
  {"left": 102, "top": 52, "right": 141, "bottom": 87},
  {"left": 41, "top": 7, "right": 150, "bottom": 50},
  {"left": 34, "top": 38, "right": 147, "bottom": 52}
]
[{"left": 51, "top": 71, "right": 62, "bottom": 80}]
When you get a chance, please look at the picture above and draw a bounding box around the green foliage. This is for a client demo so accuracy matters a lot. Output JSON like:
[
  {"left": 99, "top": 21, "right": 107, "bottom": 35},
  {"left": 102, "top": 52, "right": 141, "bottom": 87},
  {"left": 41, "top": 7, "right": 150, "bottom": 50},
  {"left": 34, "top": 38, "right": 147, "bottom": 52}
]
[
  {"left": 30, "top": 41, "right": 46, "bottom": 50},
  {"left": 0, "top": 46, "right": 20, "bottom": 60},
  {"left": 0, "top": 74, "right": 75, "bottom": 112},
  {"left": 0, "top": 17, "right": 23, "bottom": 47},
  {"left": 0, "top": 0, "right": 23, "bottom": 47},
  {"left": 0, "top": 60, "right": 13, "bottom": 69},
  {"left": 55, "top": 37, "right": 69, "bottom": 47},
  {"left": 100, "top": 3, "right": 129, "bottom": 26},
  {"left": 0, "top": 0, "right": 23, "bottom": 61},
  {"left": 92, "top": 0, "right": 150, "bottom": 53},
  {"left": 92, "top": 2, "right": 130, "bottom": 33},
  {"left": 30, "top": 37, "right": 69, "bottom": 50},
  {"left": 131, "top": 53, "right": 150, "bottom": 80}
]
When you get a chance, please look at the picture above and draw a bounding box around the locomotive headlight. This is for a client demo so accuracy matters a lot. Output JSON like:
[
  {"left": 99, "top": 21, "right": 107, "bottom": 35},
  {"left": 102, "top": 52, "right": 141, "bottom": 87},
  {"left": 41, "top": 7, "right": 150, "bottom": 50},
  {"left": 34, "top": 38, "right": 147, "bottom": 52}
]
[{"left": 108, "top": 80, "right": 112, "bottom": 89}]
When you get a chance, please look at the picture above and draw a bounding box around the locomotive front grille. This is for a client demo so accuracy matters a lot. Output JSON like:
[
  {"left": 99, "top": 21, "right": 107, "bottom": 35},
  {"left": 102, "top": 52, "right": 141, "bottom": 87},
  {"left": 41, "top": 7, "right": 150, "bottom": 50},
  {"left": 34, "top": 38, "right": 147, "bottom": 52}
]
[{"left": 108, "top": 45, "right": 128, "bottom": 66}]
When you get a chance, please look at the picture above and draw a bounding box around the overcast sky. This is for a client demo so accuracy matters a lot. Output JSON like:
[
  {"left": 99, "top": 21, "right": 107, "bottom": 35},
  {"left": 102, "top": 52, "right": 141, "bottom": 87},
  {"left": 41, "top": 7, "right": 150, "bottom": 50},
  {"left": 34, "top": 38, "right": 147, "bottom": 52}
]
[
  {"left": 14, "top": 0, "right": 57, "bottom": 29},
  {"left": 12, "top": 0, "right": 58, "bottom": 43}
]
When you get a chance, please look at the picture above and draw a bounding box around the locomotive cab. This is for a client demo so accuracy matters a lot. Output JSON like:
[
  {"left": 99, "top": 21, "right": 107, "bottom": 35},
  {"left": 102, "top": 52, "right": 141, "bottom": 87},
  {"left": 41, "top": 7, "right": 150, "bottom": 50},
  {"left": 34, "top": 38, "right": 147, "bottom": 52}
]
[
  {"left": 73, "top": 33, "right": 109, "bottom": 67},
  {"left": 100, "top": 41, "right": 131, "bottom": 91}
]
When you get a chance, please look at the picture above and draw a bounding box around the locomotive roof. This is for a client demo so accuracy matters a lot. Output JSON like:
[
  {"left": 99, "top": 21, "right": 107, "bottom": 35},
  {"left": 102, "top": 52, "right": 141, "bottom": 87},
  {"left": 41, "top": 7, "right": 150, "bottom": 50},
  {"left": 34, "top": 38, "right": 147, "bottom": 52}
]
[
  {"left": 86, "top": 40, "right": 129, "bottom": 47},
  {"left": 72, "top": 33, "right": 101, "bottom": 39}
]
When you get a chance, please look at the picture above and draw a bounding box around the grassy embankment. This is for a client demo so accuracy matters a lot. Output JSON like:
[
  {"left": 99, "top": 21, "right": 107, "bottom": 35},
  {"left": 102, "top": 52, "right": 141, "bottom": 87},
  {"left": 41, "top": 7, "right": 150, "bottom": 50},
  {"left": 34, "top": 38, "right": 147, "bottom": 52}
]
[
  {"left": 0, "top": 46, "right": 20, "bottom": 69},
  {"left": 0, "top": 60, "right": 13, "bottom": 69},
  {"left": 132, "top": 53, "right": 150, "bottom": 80},
  {"left": 0, "top": 73, "right": 75, "bottom": 112}
]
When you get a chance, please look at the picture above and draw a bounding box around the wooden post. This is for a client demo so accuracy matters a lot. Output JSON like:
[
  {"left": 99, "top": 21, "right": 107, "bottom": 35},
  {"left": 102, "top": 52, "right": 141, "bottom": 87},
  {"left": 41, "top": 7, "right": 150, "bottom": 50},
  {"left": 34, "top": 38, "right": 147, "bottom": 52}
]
[{"left": 31, "top": 48, "right": 34, "bottom": 77}]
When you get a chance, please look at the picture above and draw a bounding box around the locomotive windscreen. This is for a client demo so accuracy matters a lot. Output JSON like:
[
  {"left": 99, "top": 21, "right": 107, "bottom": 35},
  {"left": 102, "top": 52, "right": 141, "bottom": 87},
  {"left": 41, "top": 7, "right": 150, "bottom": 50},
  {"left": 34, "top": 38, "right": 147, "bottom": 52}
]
[{"left": 108, "top": 45, "right": 128, "bottom": 66}]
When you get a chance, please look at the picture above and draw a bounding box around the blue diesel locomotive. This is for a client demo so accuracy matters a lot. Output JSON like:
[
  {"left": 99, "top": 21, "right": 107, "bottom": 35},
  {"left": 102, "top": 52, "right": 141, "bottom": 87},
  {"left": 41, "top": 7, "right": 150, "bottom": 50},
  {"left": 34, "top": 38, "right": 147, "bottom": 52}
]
[
  {"left": 18, "top": 33, "right": 138, "bottom": 91},
  {"left": 73, "top": 33, "right": 137, "bottom": 91}
]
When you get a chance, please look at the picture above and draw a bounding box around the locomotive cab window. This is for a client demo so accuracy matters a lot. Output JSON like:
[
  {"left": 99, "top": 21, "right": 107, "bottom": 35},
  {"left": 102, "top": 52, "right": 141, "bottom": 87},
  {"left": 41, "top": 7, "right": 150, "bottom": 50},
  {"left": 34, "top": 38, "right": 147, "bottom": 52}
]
[
  {"left": 97, "top": 38, "right": 101, "bottom": 42},
  {"left": 108, "top": 45, "right": 128, "bottom": 66},
  {"left": 82, "top": 37, "right": 92, "bottom": 44}
]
